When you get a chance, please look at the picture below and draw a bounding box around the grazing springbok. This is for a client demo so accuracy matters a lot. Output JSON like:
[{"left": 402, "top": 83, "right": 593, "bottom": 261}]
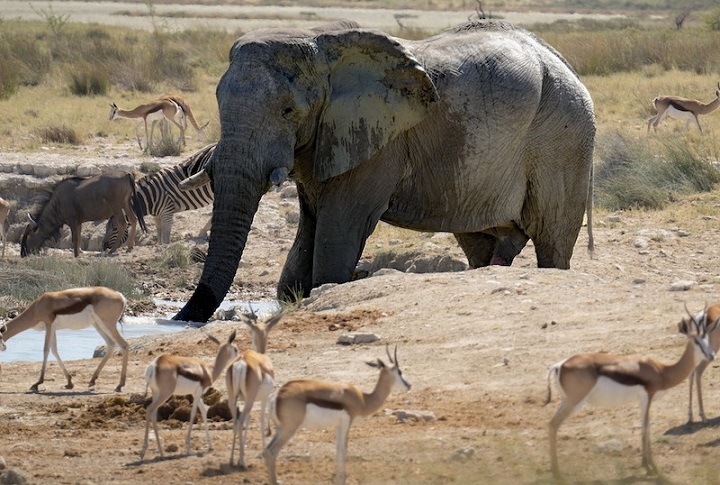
[
  {"left": 679, "top": 303, "right": 720, "bottom": 423},
  {"left": 140, "top": 330, "right": 238, "bottom": 461},
  {"left": 0, "top": 196, "right": 9, "bottom": 258},
  {"left": 226, "top": 311, "right": 283, "bottom": 468},
  {"left": 647, "top": 82, "right": 720, "bottom": 134},
  {"left": 109, "top": 98, "right": 186, "bottom": 151},
  {"left": 263, "top": 345, "right": 411, "bottom": 485},
  {"left": 20, "top": 170, "right": 145, "bottom": 258},
  {"left": 0, "top": 287, "right": 130, "bottom": 392},
  {"left": 160, "top": 95, "right": 209, "bottom": 142},
  {"left": 545, "top": 316, "right": 716, "bottom": 478}
]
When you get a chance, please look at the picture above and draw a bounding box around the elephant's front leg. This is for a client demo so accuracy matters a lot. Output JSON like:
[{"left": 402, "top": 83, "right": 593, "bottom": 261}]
[
  {"left": 278, "top": 188, "right": 316, "bottom": 300},
  {"left": 310, "top": 176, "right": 396, "bottom": 291}
]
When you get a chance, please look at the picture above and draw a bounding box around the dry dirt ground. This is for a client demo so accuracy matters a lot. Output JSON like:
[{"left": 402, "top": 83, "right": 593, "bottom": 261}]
[{"left": 1, "top": 141, "right": 720, "bottom": 485}]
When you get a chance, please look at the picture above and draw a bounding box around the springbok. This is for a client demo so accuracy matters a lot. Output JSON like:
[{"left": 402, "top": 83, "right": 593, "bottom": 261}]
[
  {"left": 647, "top": 82, "right": 720, "bottom": 134},
  {"left": 140, "top": 330, "right": 238, "bottom": 461},
  {"left": 226, "top": 311, "right": 283, "bottom": 469},
  {"left": 545, "top": 315, "right": 716, "bottom": 478},
  {"left": 0, "top": 287, "right": 130, "bottom": 392},
  {"left": 109, "top": 98, "right": 186, "bottom": 151},
  {"left": 263, "top": 345, "right": 411, "bottom": 485},
  {"left": 20, "top": 170, "right": 145, "bottom": 258},
  {"left": 160, "top": 95, "right": 209, "bottom": 141},
  {"left": 679, "top": 303, "right": 720, "bottom": 423},
  {"left": 0, "top": 196, "right": 9, "bottom": 258}
]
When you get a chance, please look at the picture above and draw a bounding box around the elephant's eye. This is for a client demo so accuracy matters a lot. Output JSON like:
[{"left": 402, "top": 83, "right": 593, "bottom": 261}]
[{"left": 281, "top": 106, "right": 294, "bottom": 119}]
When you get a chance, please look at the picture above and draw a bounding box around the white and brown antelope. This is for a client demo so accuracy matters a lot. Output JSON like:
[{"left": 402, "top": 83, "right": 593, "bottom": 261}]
[
  {"left": 545, "top": 316, "right": 716, "bottom": 478},
  {"left": 160, "top": 95, "right": 209, "bottom": 141},
  {"left": 0, "top": 287, "right": 129, "bottom": 392},
  {"left": 679, "top": 303, "right": 720, "bottom": 424},
  {"left": 226, "top": 311, "right": 283, "bottom": 468},
  {"left": 647, "top": 82, "right": 720, "bottom": 134},
  {"left": 0, "top": 196, "right": 9, "bottom": 258},
  {"left": 263, "top": 345, "right": 411, "bottom": 485},
  {"left": 140, "top": 330, "right": 238, "bottom": 461},
  {"left": 109, "top": 98, "right": 186, "bottom": 151}
]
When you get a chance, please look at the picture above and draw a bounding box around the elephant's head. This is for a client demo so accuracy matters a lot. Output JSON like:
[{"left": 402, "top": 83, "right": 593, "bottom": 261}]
[{"left": 175, "top": 22, "right": 437, "bottom": 322}]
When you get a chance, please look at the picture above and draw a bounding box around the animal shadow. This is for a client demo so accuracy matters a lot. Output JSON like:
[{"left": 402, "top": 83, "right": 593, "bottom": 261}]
[{"left": 663, "top": 414, "right": 720, "bottom": 437}]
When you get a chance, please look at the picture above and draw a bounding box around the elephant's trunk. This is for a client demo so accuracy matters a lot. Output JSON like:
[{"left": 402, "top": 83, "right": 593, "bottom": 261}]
[{"left": 174, "top": 148, "right": 266, "bottom": 323}]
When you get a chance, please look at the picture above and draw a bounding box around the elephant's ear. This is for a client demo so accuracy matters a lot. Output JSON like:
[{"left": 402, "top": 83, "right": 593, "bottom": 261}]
[{"left": 314, "top": 30, "right": 438, "bottom": 182}]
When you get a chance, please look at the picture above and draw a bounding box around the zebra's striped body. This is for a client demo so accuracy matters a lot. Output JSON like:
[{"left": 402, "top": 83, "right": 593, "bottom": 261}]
[{"left": 103, "top": 144, "right": 215, "bottom": 249}]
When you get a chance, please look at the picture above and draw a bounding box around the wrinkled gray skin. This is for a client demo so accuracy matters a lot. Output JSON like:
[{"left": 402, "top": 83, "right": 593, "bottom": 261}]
[{"left": 175, "top": 20, "right": 595, "bottom": 323}]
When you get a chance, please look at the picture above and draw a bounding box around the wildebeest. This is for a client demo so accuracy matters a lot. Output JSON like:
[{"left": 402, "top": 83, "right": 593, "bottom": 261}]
[{"left": 21, "top": 170, "right": 146, "bottom": 257}]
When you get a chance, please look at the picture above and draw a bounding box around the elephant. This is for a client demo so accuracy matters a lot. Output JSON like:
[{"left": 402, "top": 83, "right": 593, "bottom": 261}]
[{"left": 174, "top": 19, "right": 595, "bottom": 323}]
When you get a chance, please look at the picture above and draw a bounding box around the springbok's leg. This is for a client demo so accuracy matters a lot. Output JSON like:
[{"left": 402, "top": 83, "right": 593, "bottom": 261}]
[
  {"left": 640, "top": 394, "right": 658, "bottom": 475},
  {"left": 140, "top": 388, "right": 173, "bottom": 460}
]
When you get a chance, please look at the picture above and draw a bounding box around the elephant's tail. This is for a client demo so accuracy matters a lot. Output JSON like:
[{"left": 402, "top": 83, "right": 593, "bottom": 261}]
[{"left": 586, "top": 163, "right": 594, "bottom": 258}]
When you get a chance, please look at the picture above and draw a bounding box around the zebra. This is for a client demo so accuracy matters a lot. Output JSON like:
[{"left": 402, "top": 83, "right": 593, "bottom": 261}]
[{"left": 103, "top": 143, "right": 215, "bottom": 250}]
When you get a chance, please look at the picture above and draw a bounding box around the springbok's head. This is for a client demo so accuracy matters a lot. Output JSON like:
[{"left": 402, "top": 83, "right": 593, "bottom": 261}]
[
  {"left": 108, "top": 103, "right": 119, "bottom": 121},
  {"left": 679, "top": 303, "right": 717, "bottom": 362},
  {"left": 366, "top": 344, "right": 411, "bottom": 392}
]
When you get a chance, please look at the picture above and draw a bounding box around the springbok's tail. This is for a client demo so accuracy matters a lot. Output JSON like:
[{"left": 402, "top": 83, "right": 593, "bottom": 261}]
[
  {"left": 143, "top": 362, "right": 156, "bottom": 397},
  {"left": 544, "top": 363, "right": 562, "bottom": 406}
]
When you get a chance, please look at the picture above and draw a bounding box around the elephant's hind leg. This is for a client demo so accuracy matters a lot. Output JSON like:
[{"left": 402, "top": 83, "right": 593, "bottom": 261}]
[
  {"left": 454, "top": 232, "right": 496, "bottom": 268},
  {"left": 455, "top": 225, "right": 529, "bottom": 268}
]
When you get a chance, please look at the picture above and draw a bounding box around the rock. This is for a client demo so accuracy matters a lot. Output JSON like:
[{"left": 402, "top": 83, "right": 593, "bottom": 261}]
[
  {"left": 391, "top": 409, "right": 437, "bottom": 422},
  {"left": 597, "top": 438, "right": 624, "bottom": 453},
  {"left": 33, "top": 165, "right": 58, "bottom": 177},
  {"left": 451, "top": 446, "right": 475, "bottom": 461},
  {"left": 372, "top": 268, "right": 403, "bottom": 277},
  {"left": 633, "top": 237, "right": 648, "bottom": 249},
  {"left": 336, "top": 333, "right": 380, "bottom": 345},
  {"left": 279, "top": 185, "right": 297, "bottom": 198},
  {"left": 670, "top": 280, "right": 696, "bottom": 291},
  {"left": 76, "top": 165, "right": 101, "bottom": 177}
]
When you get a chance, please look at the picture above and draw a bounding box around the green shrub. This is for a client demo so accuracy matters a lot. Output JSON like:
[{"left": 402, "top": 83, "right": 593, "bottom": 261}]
[
  {"left": 0, "top": 256, "right": 142, "bottom": 307},
  {"left": 0, "top": 54, "right": 20, "bottom": 99},
  {"left": 157, "top": 243, "right": 190, "bottom": 269},
  {"left": 34, "top": 124, "right": 82, "bottom": 145},
  {"left": 68, "top": 63, "right": 110, "bottom": 96},
  {"left": 595, "top": 133, "right": 720, "bottom": 211},
  {"left": 147, "top": 133, "right": 183, "bottom": 157}
]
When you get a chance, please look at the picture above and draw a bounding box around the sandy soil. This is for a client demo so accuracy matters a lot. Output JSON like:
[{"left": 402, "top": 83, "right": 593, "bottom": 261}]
[{"left": 1, "top": 139, "right": 720, "bottom": 485}]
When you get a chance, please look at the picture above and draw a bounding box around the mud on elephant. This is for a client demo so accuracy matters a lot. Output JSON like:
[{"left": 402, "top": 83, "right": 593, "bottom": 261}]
[{"left": 175, "top": 20, "right": 595, "bottom": 323}]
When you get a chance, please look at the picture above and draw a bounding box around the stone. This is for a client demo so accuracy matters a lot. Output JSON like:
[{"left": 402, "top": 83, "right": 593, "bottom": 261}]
[{"left": 336, "top": 333, "right": 380, "bottom": 345}]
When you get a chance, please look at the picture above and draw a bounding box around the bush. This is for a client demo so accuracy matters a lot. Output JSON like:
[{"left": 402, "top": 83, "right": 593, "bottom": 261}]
[
  {"left": 68, "top": 64, "right": 110, "bottom": 96},
  {"left": 147, "top": 133, "right": 183, "bottom": 157},
  {"left": 595, "top": 133, "right": 720, "bottom": 211},
  {"left": 0, "top": 256, "right": 142, "bottom": 307},
  {"left": 157, "top": 243, "right": 190, "bottom": 269},
  {"left": 34, "top": 124, "right": 82, "bottom": 145},
  {"left": 0, "top": 54, "right": 20, "bottom": 99}
]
